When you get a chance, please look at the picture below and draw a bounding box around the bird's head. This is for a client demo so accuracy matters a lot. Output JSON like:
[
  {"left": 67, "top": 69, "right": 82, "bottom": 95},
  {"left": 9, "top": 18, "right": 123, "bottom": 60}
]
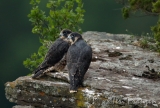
[
  {"left": 67, "top": 32, "right": 82, "bottom": 45},
  {"left": 59, "top": 29, "right": 72, "bottom": 39}
]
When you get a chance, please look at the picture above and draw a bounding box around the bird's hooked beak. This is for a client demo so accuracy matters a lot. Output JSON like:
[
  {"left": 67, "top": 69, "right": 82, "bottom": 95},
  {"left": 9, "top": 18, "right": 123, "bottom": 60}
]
[
  {"left": 67, "top": 34, "right": 73, "bottom": 44},
  {"left": 59, "top": 32, "right": 63, "bottom": 37},
  {"left": 67, "top": 34, "right": 71, "bottom": 39},
  {"left": 59, "top": 32, "right": 65, "bottom": 39}
]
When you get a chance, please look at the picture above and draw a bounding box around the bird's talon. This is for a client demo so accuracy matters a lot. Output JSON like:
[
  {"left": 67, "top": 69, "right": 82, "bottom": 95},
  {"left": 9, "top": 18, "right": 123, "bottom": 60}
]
[{"left": 70, "top": 90, "right": 77, "bottom": 93}]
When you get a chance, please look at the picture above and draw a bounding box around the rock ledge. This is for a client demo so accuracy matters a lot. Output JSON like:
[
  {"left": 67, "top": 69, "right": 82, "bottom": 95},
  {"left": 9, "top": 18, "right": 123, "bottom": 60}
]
[{"left": 5, "top": 31, "right": 160, "bottom": 108}]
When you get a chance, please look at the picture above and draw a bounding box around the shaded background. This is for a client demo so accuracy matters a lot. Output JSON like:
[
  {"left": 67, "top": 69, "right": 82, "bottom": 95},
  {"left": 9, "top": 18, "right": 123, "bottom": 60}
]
[{"left": 0, "top": 0, "right": 158, "bottom": 107}]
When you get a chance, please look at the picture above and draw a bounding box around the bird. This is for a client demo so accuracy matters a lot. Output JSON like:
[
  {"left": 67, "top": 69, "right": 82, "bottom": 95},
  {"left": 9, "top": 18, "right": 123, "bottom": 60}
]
[
  {"left": 66, "top": 32, "right": 92, "bottom": 93},
  {"left": 32, "top": 29, "right": 72, "bottom": 79}
]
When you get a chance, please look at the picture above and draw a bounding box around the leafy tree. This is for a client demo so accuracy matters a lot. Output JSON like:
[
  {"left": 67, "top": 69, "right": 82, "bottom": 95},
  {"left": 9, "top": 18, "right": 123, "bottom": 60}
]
[
  {"left": 23, "top": 0, "right": 85, "bottom": 71},
  {"left": 116, "top": 0, "right": 160, "bottom": 52}
]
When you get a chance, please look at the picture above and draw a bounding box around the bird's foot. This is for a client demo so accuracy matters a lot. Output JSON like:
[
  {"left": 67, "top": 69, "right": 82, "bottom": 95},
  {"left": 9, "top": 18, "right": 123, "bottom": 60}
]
[{"left": 69, "top": 90, "right": 77, "bottom": 93}]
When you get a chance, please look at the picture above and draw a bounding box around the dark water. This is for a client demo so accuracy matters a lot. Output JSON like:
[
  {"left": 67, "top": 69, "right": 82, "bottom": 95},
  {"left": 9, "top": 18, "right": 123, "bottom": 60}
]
[{"left": 0, "top": 0, "right": 157, "bottom": 108}]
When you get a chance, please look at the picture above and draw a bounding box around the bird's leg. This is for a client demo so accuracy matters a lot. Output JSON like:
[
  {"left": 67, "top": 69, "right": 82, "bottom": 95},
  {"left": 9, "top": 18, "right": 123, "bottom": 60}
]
[
  {"left": 43, "top": 66, "right": 55, "bottom": 73},
  {"left": 69, "top": 73, "right": 78, "bottom": 93}
]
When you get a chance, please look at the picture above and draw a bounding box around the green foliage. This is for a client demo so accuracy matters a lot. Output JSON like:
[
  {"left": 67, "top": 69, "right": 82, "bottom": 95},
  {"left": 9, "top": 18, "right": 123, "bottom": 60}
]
[
  {"left": 139, "top": 38, "right": 149, "bottom": 49},
  {"left": 152, "top": 0, "right": 160, "bottom": 13},
  {"left": 23, "top": 0, "right": 85, "bottom": 71},
  {"left": 116, "top": 0, "right": 160, "bottom": 53},
  {"left": 122, "top": 7, "right": 130, "bottom": 19},
  {"left": 125, "top": 29, "right": 159, "bottom": 52},
  {"left": 119, "top": 0, "right": 155, "bottom": 19},
  {"left": 152, "top": 20, "right": 160, "bottom": 53}
]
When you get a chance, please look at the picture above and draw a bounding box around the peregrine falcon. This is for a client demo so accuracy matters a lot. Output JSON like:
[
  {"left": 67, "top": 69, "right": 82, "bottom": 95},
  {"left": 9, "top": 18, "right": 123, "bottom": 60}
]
[
  {"left": 67, "top": 32, "right": 92, "bottom": 93},
  {"left": 32, "top": 29, "right": 72, "bottom": 79}
]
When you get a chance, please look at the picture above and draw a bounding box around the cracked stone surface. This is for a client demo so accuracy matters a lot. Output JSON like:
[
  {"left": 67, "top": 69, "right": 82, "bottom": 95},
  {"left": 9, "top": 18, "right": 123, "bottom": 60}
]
[{"left": 5, "top": 31, "right": 160, "bottom": 108}]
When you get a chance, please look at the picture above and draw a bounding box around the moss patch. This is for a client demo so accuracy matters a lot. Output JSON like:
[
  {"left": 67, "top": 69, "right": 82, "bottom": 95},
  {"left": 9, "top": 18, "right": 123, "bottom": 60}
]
[
  {"left": 8, "top": 81, "right": 17, "bottom": 88},
  {"left": 75, "top": 88, "right": 86, "bottom": 108}
]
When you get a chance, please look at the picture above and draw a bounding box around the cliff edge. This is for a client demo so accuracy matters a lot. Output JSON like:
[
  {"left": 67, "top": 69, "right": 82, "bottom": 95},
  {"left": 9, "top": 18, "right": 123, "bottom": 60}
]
[{"left": 5, "top": 31, "right": 160, "bottom": 108}]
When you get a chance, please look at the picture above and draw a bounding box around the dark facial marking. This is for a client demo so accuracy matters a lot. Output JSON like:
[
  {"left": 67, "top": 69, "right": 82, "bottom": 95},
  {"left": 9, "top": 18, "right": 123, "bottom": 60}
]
[
  {"left": 63, "top": 30, "right": 72, "bottom": 37},
  {"left": 70, "top": 34, "right": 75, "bottom": 42}
]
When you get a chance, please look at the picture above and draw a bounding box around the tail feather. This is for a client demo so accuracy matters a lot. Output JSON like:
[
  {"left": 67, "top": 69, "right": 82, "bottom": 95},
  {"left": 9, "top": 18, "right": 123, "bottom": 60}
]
[
  {"left": 32, "top": 70, "right": 44, "bottom": 79},
  {"left": 32, "top": 66, "right": 56, "bottom": 79},
  {"left": 33, "top": 60, "right": 49, "bottom": 74}
]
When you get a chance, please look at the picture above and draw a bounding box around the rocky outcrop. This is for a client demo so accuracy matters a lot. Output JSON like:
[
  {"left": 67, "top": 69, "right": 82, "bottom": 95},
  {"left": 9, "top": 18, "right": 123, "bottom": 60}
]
[{"left": 5, "top": 31, "right": 160, "bottom": 108}]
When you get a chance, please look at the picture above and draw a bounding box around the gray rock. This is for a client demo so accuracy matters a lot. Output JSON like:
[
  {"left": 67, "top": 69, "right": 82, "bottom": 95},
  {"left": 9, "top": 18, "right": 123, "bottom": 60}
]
[
  {"left": 5, "top": 31, "right": 160, "bottom": 108},
  {"left": 12, "top": 105, "right": 35, "bottom": 108}
]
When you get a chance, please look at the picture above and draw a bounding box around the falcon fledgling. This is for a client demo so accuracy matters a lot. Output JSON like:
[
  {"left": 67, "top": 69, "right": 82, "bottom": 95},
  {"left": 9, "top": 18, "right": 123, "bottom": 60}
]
[
  {"left": 67, "top": 32, "right": 92, "bottom": 93},
  {"left": 32, "top": 29, "right": 72, "bottom": 79}
]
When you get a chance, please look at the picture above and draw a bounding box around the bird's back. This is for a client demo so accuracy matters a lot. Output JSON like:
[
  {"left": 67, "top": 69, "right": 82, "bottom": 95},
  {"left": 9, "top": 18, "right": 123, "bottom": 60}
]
[
  {"left": 68, "top": 39, "right": 91, "bottom": 60},
  {"left": 46, "top": 38, "right": 69, "bottom": 63},
  {"left": 34, "top": 38, "right": 69, "bottom": 73},
  {"left": 67, "top": 39, "right": 92, "bottom": 73}
]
